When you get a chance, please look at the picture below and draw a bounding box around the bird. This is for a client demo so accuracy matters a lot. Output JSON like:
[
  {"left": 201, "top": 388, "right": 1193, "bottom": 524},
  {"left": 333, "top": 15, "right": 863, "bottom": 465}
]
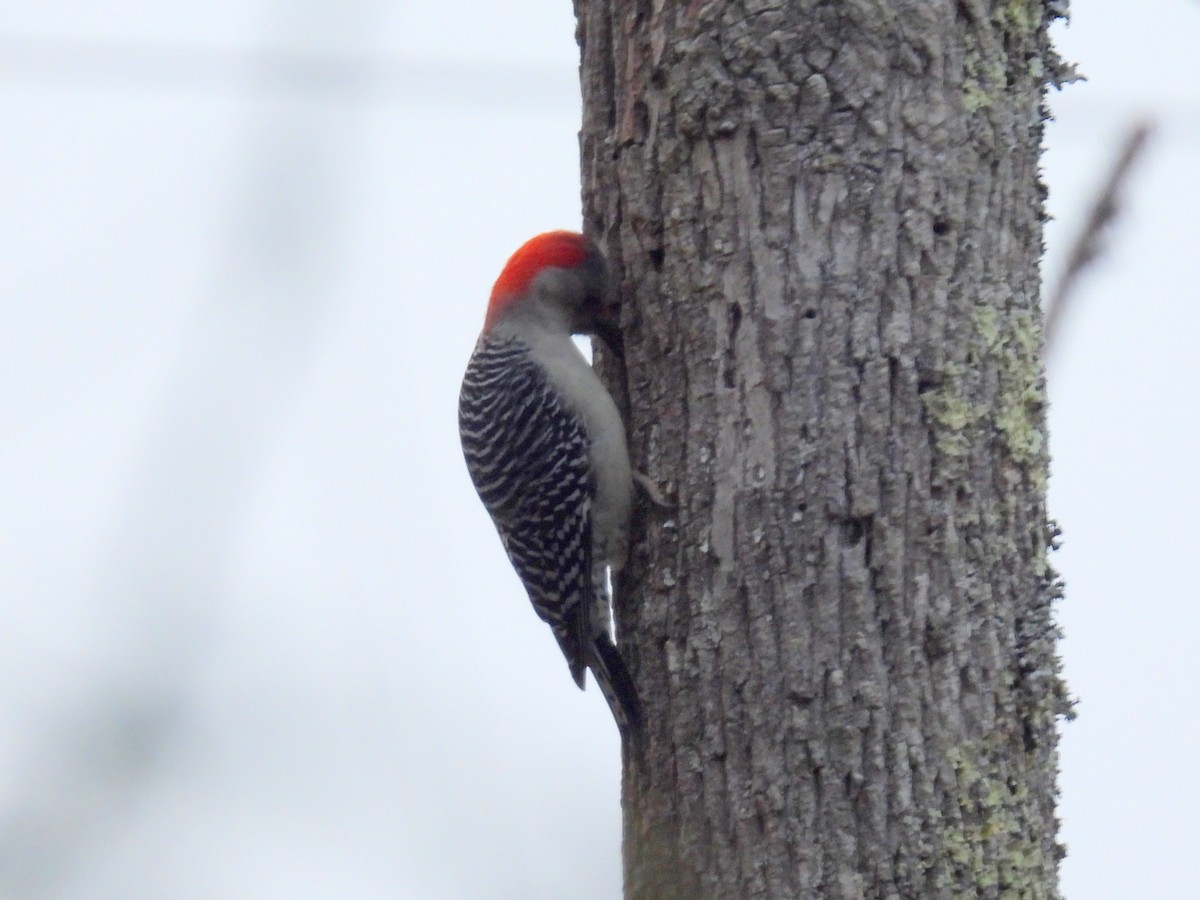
[{"left": 458, "top": 230, "right": 642, "bottom": 734}]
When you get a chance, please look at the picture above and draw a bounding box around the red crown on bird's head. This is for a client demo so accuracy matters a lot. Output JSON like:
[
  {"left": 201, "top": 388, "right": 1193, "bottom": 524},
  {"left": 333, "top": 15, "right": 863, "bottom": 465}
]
[{"left": 486, "top": 231, "right": 592, "bottom": 331}]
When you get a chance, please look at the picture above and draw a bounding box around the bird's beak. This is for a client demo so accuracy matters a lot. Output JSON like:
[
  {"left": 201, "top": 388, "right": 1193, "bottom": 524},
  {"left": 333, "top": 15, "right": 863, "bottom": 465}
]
[
  {"left": 593, "top": 319, "right": 624, "bottom": 359},
  {"left": 591, "top": 298, "right": 625, "bottom": 359}
]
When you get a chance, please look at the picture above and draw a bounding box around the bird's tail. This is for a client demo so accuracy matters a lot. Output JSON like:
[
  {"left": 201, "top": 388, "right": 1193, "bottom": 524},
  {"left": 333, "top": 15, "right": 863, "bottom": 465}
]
[{"left": 589, "top": 633, "right": 643, "bottom": 738}]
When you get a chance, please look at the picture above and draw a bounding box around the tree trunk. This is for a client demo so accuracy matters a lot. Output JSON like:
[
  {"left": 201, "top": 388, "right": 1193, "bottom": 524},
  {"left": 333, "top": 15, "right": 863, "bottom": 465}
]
[{"left": 575, "top": 2, "right": 1072, "bottom": 898}]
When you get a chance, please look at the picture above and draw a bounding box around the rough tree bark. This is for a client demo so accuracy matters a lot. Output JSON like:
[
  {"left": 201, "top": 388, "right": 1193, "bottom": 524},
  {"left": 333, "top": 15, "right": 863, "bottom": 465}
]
[{"left": 575, "top": 1, "right": 1072, "bottom": 898}]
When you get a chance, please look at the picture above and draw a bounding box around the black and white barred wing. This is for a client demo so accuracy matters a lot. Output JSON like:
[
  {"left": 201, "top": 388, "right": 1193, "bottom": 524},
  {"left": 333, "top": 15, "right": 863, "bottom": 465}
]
[{"left": 458, "top": 337, "right": 594, "bottom": 686}]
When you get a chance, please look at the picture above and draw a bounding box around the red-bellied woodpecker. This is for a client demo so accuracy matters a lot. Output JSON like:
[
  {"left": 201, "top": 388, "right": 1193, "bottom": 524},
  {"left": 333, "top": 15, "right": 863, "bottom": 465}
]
[{"left": 458, "top": 231, "right": 641, "bottom": 735}]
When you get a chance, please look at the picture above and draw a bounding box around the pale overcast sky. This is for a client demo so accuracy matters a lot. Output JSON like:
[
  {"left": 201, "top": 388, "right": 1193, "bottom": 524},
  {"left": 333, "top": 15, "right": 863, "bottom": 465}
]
[{"left": 1, "top": 2, "right": 1198, "bottom": 898}]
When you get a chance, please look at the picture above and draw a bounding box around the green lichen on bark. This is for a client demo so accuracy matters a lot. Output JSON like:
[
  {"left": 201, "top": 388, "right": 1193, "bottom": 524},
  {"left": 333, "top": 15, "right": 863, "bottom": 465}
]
[
  {"left": 976, "top": 305, "right": 1048, "bottom": 486},
  {"left": 921, "top": 359, "right": 977, "bottom": 466},
  {"left": 962, "top": 49, "right": 1007, "bottom": 112},
  {"left": 921, "top": 304, "right": 1047, "bottom": 490},
  {"left": 941, "top": 745, "right": 1059, "bottom": 900},
  {"left": 995, "top": 0, "right": 1039, "bottom": 33}
]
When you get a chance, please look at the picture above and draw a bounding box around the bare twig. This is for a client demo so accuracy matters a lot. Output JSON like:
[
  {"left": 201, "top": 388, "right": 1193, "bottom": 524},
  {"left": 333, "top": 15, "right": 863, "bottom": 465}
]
[{"left": 1045, "top": 121, "right": 1154, "bottom": 351}]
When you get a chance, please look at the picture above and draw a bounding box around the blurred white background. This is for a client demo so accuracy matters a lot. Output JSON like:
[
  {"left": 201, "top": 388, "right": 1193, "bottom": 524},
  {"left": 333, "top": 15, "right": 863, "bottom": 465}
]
[{"left": 0, "top": 2, "right": 1196, "bottom": 898}]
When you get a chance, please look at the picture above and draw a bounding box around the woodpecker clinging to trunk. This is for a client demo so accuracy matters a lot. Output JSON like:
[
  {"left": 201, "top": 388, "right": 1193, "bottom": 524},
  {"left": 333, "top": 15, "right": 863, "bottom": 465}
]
[{"left": 458, "top": 230, "right": 641, "bottom": 735}]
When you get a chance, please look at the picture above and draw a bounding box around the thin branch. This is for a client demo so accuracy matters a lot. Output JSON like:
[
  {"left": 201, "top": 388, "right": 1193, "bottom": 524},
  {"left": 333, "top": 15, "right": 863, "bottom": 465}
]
[{"left": 1045, "top": 121, "right": 1154, "bottom": 351}]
